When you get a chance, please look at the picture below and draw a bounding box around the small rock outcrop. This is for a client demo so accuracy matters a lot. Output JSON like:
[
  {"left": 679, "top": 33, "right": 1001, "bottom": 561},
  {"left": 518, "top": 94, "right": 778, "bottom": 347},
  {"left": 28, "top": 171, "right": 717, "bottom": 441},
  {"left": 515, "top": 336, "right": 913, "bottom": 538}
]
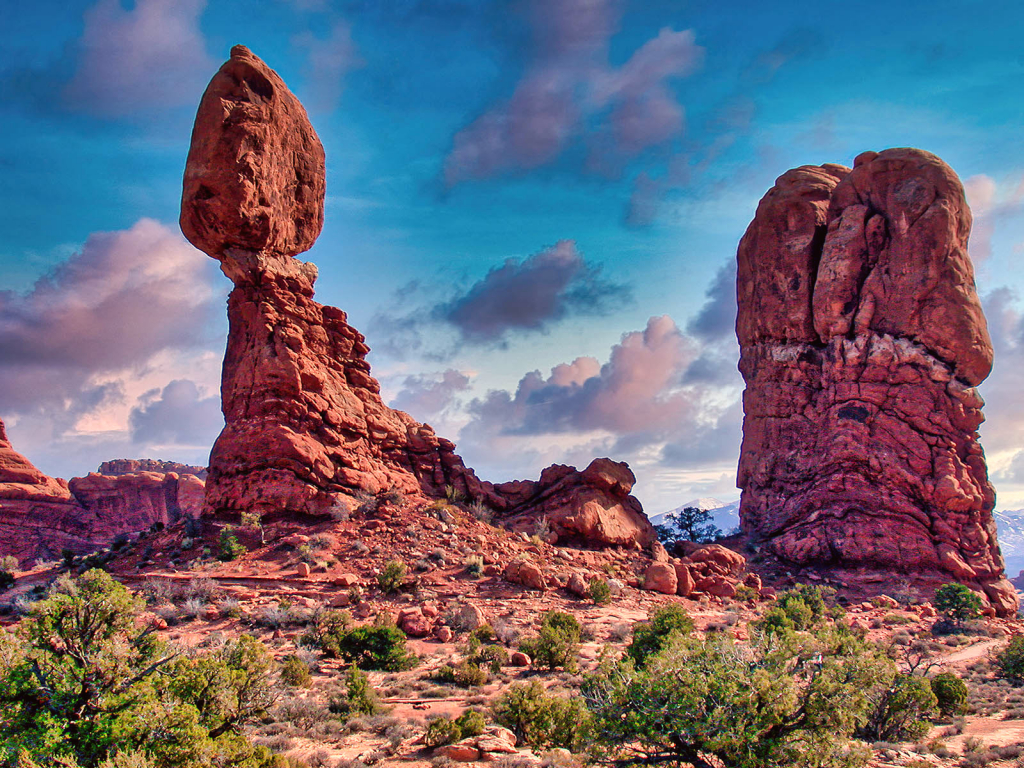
[
  {"left": 0, "top": 419, "right": 89, "bottom": 564},
  {"left": 736, "top": 148, "right": 1016, "bottom": 614},
  {"left": 0, "top": 418, "right": 205, "bottom": 565},
  {"left": 69, "top": 472, "right": 205, "bottom": 530},
  {"left": 180, "top": 46, "right": 654, "bottom": 549},
  {"left": 495, "top": 459, "right": 655, "bottom": 548}
]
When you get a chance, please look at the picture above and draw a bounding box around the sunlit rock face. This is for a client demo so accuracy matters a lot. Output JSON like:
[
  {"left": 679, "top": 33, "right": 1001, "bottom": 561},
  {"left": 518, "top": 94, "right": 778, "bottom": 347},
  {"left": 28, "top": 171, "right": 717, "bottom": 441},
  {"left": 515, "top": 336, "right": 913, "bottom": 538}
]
[{"left": 736, "top": 148, "right": 1016, "bottom": 615}]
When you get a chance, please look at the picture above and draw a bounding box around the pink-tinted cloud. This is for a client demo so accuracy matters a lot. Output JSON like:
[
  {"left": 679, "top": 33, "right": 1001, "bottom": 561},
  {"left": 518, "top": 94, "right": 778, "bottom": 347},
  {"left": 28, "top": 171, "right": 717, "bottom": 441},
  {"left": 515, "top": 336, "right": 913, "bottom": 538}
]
[
  {"left": 0, "top": 218, "right": 222, "bottom": 417},
  {"left": 444, "top": 0, "right": 702, "bottom": 185},
  {"left": 129, "top": 378, "right": 221, "bottom": 447},
  {"left": 964, "top": 173, "right": 1024, "bottom": 264},
  {"left": 462, "top": 315, "right": 698, "bottom": 438},
  {"left": 440, "top": 240, "right": 628, "bottom": 344},
  {"left": 64, "top": 0, "right": 213, "bottom": 117},
  {"left": 390, "top": 369, "right": 471, "bottom": 419}
]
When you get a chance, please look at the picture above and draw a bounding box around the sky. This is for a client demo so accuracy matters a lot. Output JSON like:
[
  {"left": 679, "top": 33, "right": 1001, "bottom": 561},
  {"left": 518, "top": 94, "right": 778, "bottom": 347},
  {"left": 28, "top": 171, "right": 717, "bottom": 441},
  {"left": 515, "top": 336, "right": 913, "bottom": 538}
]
[{"left": 1, "top": 0, "right": 1023, "bottom": 517}]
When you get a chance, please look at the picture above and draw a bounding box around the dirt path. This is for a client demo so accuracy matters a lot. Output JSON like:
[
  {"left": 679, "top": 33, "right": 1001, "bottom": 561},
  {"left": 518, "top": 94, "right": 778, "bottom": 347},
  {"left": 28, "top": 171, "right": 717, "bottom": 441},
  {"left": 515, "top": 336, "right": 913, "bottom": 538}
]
[{"left": 936, "top": 638, "right": 1001, "bottom": 666}]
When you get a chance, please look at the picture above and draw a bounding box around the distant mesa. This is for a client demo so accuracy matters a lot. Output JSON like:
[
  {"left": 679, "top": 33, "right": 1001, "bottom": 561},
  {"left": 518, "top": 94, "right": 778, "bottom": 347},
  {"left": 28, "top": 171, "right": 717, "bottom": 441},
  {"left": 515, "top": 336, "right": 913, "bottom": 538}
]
[
  {"left": 736, "top": 148, "right": 1016, "bottom": 615},
  {"left": 179, "top": 45, "right": 654, "bottom": 549},
  {"left": 0, "top": 418, "right": 204, "bottom": 565},
  {"left": 97, "top": 459, "right": 207, "bottom": 479}
]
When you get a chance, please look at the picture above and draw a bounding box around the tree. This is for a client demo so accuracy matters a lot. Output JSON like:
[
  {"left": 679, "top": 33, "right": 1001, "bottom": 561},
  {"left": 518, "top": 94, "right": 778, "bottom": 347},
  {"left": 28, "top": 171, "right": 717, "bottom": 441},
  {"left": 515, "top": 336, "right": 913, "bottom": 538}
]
[
  {"left": 933, "top": 583, "right": 982, "bottom": 628},
  {"left": 654, "top": 506, "right": 722, "bottom": 544},
  {"left": 930, "top": 672, "right": 968, "bottom": 717},
  {"left": 0, "top": 569, "right": 277, "bottom": 768},
  {"left": 584, "top": 628, "right": 892, "bottom": 768},
  {"left": 858, "top": 674, "right": 937, "bottom": 742}
]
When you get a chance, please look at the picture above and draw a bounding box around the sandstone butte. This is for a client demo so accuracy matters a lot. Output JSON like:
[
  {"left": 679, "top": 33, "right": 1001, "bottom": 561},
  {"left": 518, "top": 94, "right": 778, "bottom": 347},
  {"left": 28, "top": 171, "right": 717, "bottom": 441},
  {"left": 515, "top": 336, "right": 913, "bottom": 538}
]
[
  {"left": 736, "top": 148, "right": 1017, "bottom": 615},
  {"left": 180, "top": 45, "right": 654, "bottom": 549},
  {"left": 0, "top": 418, "right": 203, "bottom": 565}
]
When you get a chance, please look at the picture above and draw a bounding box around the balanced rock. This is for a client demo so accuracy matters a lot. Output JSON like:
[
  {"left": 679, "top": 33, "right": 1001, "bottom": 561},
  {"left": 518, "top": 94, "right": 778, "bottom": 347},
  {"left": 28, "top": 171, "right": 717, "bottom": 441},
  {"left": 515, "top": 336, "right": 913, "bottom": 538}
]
[
  {"left": 180, "top": 45, "right": 653, "bottom": 550},
  {"left": 181, "top": 46, "right": 498, "bottom": 517},
  {"left": 736, "top": 148, "right": 1016, "bottom": 615}
]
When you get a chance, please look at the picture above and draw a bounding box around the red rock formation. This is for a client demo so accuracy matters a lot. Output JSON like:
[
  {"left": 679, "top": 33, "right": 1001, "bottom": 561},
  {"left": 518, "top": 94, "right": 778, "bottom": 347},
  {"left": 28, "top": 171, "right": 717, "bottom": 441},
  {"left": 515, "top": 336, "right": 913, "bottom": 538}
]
[
  {"left": 496, "top": 459, "right": 655, "bottom": 548},
  {"left": 0, "top": 418, "right": 89, "bottom": 564},
  {"left": 97, "top": 459, "right": 207, "bottom": 479},
  {"left": 181, "top": 46, "right": 501, "bottom": 519},
  {"left": 0, "top": 418, "right": 207, "bottom": 565},
  {"left": 180, "top": 45, "right": 654, "bottom": 550},
  {"left": 69, "top": 472, "right": 205, "bottom": 530},
  {"left": 737, "top": 148, "right": 1016, "bottom": 615}
]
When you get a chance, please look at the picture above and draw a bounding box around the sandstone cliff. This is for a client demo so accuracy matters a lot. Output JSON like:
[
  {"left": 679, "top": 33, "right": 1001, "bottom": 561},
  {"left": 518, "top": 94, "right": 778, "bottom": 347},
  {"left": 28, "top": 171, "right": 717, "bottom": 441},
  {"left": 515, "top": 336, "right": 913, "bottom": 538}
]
[{"left": 736, "top": 149, "right": 1016, "bottom": 614}]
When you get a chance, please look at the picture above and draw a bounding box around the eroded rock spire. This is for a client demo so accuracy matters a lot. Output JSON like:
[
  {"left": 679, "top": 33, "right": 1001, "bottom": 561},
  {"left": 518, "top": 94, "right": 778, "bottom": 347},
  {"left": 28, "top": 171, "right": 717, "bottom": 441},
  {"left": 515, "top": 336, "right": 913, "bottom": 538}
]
[{"left": 736, "top": 148, "right": 1016, "bottom": 614}]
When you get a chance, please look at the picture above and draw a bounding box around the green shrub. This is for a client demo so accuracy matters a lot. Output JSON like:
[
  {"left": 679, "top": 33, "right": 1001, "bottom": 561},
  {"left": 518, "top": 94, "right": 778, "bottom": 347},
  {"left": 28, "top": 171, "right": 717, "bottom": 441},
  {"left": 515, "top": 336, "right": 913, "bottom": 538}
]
[
  {"left": 470, "top": 643, "right": 508, "bottom": 673},
  {"left": 303, "top": 608, "right": 352, "bottom": 654},
  {"left": 626, "top": 603, "right": 694, "bottom": 667},
  {"left": 281, "top": 655, "right": 312, "bottom": 687},
  {"left": 455, "top": 710, "right": 486, "bottom": 738},
  {"left": 859, "top": 674, "right": 937, "bottom": 742},
  {"left": 424, "top": 716, "right": 463, "bottom": 747},
  {"left": 585, "top": 629, "right": 892, "bottom": 768},
  {"left": 996, "top": 636, "right": 1024, "bottom": 681},
  {"left": 733, "top": 584, "right": 759, "bottom": 603},
  {"left": 217, "top": 526, "right": 246, "bottom": 561},
  {"left": 329, "top": 666, "right": 382, "bottom": 718},
  {"left": 421, "top": 709, "right": 486, "bottom": 748},
  {"left": 753, "top": 584, "right": 836, "bottom": 636},
  {"left": 434, "top": 661, "right": 488, "bottom": 687},
  {"left": 327, "top": 624, "right": 416, "bottom": 671},
  {"left": 467, "top": 624, "right": 497, "bottom": 647},
  {"left": 464, "top": 555, "right": 484, "bottom": 577},
  {"left": 588, "top": 578, "right": 612, "bottom": 605},
  {"left": 934, "top": 583, "right": 982, "bottom": 627},
  {"left": 492, "top": 682, "right": 593, "bottom": 751},
  {"left": 377, "top": 560, "right": 407, "bottom": 594},
  {"left": 519, "top": 611, "right": 581, "bottom": 672},
  {"left": 930, "top": 672, "right": 969, "bottom": 717}
]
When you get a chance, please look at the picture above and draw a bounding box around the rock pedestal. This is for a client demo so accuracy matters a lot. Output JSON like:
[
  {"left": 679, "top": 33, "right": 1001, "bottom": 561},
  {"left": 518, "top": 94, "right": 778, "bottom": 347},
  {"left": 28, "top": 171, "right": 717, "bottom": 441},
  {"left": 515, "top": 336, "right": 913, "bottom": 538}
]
[{"left": 736, "top": 148, "right": 1016, "bottom": 614}]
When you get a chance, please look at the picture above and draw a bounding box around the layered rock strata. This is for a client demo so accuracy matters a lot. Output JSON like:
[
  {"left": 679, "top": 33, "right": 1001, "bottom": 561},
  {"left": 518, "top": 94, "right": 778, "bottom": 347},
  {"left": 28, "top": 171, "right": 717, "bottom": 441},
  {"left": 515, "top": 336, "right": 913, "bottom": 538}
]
[
  {"left": 97, "top": 459, "right": 207, "bottom": 479},
  {"left": 0, "top": 418, "right": 204, "bottom": 565},
  {"left": 180, "top": 46, "right": 654, "bottom": 548},
  {"left": 736, "top": 148, "right": 1016, "bottom": 613}
]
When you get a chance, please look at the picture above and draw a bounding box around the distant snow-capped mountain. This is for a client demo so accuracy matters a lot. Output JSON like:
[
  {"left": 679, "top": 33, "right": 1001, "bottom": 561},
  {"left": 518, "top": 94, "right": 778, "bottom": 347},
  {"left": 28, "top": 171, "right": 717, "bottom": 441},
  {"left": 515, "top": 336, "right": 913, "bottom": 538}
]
[
  {"left": 994, "top": 509, "right": 1024, "bottom": 579},
  {"left": 650, "top": 497, "right": 741, "bottom": 536}
]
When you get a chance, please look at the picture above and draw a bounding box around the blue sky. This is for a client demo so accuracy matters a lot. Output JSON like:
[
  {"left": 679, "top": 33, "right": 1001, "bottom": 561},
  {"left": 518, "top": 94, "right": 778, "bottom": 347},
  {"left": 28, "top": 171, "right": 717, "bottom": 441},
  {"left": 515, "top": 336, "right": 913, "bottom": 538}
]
[{"left": 1, "top": 0, "right": 1023, "bottom": 515}]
